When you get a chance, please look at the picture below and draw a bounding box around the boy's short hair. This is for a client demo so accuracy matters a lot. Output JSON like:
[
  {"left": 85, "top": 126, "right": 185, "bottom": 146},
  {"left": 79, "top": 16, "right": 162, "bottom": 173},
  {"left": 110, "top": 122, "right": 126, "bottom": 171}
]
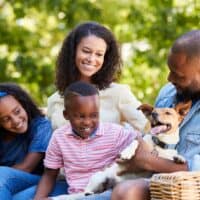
[{"left": 63, "top": 81, "right": 99, "bottom": 108}]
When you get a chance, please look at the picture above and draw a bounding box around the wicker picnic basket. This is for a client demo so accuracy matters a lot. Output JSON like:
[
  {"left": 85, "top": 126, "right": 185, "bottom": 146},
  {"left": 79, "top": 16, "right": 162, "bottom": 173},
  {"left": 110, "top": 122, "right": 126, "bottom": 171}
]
[{"left": 150, "top": 171, "right": 200, "bottom": 200}]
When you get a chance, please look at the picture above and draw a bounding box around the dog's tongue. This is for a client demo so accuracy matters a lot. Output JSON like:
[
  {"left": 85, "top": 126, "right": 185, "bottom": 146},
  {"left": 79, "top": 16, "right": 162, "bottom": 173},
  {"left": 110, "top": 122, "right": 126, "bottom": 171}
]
[{"left": 151, "top": 125, "right": 167, "bottom": 135}]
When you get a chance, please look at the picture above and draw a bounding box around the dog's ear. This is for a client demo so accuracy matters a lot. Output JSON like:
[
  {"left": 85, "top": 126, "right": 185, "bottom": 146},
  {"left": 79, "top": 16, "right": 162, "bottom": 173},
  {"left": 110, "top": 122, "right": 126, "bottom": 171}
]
[
  {"left": 137, "top": 104, "right": 154, "bottom": 117},
  {"left": 175, "top": 100, "right": 192, "bottom": 120}
]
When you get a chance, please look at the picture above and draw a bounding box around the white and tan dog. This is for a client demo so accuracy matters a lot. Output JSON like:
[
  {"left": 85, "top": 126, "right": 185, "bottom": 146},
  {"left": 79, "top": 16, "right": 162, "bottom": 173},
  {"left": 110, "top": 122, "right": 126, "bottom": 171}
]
[{"left": 51, "top": 101, "right": 191, "bottom": 200}]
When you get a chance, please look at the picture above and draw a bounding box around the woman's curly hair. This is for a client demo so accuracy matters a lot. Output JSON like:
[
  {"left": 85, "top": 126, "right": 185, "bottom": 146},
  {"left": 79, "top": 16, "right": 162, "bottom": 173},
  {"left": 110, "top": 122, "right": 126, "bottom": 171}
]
[
  {"left": 0, "top": 83, "right": 43, "bottom": 125},
  {"left": 56, "top": 21, "right": 122, "bottom": 95}
]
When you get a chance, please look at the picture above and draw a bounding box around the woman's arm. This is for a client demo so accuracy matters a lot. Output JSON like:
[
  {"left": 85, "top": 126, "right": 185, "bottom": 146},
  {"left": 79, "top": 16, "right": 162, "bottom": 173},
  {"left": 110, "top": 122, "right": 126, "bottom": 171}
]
[
  {"left": 47, "top": 92, "right": 66, "bottom": 130},
  {"left": 34, "top": 168, "right": 59, "bottom": 200},
  {"left": 117, "top": 84, "right": 149, "bottom": 132},
  {"left": 12, "top": 152, "right": 44, "bottom": 172}
]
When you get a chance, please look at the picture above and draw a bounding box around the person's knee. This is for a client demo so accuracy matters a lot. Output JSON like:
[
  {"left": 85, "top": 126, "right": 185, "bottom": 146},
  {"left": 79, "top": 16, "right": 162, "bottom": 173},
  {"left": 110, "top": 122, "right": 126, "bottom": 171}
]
[
  {"left": 12, "top": 185, "right": 37, "bottom": 200},
  {"left": 0, "top": 166, "right": 12, "bottom": 175},
  {"left": 112, "top": 179, "right": 150, "bottom": 200},
  {"left": 111, "top": 182, "right": 126, "bottom": 200},
  {"left": 0, "top": 166, "right": 13, "bottom": 186}
]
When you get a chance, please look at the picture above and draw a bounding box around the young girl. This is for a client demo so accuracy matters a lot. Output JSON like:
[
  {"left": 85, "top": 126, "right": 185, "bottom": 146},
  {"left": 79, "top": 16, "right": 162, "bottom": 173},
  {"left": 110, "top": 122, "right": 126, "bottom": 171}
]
[
  {"left": 47, "top": 21, "right": 148, "bottom": 132},
  {"left": 0, "top": 83, "right": 53, "bottom": 200}
]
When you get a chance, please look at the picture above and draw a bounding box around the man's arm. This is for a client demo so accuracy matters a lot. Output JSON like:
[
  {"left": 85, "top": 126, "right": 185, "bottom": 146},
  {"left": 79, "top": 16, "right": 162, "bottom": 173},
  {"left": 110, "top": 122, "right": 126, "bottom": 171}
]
[
  {"left": 34, "top": 168, "right": 59, "bottom": 200},
  {"left": 117, "top": 136, "right": 188, "bottom": 175}
]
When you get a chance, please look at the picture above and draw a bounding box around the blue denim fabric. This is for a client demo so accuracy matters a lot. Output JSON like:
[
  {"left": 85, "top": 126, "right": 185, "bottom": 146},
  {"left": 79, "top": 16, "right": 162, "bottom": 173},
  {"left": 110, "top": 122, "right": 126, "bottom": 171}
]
[
  {"left": 13, "top": 180, "right": 68, "bottom": 200},
  {"left": 0, "top": 166, "right": 40, "bottom": 200},
  {"left": 0, "top": 166, "right": 68, "bottom": 200},
  {"left": 80, "top": 190, "right": 112, "bottom": 200},
  {"left": 155, "top": 83, "right": 200, "bottom": 171}
]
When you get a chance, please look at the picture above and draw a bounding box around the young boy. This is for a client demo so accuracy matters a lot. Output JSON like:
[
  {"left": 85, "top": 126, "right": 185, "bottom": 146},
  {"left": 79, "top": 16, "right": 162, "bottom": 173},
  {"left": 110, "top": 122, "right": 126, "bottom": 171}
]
[{"left": 34, "top": 81, "right": 139, "bottom": 200}]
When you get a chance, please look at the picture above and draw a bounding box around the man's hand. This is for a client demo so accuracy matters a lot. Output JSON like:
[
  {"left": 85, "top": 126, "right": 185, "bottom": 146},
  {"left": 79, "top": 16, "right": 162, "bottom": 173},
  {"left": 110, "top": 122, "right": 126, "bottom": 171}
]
[
  {"left": 117, "top": 136, "right": 153, "bottom": 176},
  {"left": 116, "top": 136, "right": 188, "bottom": 176}
]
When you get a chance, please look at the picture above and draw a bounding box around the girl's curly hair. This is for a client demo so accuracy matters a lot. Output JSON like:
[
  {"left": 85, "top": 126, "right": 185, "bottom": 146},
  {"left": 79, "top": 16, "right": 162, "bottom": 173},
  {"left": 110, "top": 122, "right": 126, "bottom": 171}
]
[
  {"left": 0, "top": 83, "right": 43, "bottom": 126},
  {"left": 56, "top": 21, "right": 122, "bottom": 95}
]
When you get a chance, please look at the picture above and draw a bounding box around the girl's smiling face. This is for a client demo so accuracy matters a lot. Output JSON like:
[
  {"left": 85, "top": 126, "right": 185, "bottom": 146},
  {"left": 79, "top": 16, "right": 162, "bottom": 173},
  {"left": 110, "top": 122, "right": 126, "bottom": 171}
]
[{"left": 0, "top": 95, "right": 28, "bottom": 134}]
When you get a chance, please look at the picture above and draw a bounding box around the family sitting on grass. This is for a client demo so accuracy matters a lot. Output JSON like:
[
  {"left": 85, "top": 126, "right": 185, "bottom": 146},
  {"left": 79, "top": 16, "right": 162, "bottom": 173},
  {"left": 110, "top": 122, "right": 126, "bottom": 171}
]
[{"left": 0, "top": 21, "right": 200, "bottom": 200}]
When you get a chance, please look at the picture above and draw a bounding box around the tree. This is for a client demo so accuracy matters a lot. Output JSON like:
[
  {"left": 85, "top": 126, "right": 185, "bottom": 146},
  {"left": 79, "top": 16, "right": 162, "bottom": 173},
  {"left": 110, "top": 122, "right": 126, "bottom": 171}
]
[{"left": 0, "top": 0, "right": 199, "bottom": 105}]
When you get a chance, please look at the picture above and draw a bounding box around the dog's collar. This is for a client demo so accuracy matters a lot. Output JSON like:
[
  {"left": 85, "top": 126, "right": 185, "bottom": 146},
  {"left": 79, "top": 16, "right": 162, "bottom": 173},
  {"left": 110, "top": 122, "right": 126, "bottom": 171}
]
[{"left": 152, "top": 136, "right": 176, "bottom": 149}]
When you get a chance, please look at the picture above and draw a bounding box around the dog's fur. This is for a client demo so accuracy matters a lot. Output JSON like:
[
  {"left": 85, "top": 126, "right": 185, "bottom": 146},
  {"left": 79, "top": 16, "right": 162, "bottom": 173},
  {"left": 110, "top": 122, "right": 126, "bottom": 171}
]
[{"left": 51, "top": 101, "right": 191, "bottom": 200}]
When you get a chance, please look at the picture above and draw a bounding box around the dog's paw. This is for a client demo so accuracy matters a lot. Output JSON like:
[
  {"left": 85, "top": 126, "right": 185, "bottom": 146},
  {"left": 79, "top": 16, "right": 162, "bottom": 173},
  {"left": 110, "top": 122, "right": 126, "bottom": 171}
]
[
  {"left": 120, "top": 140, "right": 139, "bottom": 160},
  {"left": 173, "top": 155, "right": 186, "bottom": 164}
]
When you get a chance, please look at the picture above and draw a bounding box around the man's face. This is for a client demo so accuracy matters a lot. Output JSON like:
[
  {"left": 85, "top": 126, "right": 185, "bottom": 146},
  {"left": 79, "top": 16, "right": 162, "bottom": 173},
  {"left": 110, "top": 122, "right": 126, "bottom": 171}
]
[
  {"left": 63, "top": 94, "right": 99, "bottom": 139},
  {"left": 167, "top": 52, "right": 200, "bottom": 100}
]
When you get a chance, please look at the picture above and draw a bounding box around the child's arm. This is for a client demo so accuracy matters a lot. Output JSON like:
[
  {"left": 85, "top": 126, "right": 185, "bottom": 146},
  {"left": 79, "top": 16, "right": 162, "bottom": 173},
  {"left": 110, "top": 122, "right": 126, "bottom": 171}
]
[
  {"left": 34, "top": 168, "right": 59, "bottom": 200},
  {"left": 12, "top": 152, "right": 44, "bottom": 172},
  {"left": 13, "top": 118, "right": 52, "bottom": 173}
]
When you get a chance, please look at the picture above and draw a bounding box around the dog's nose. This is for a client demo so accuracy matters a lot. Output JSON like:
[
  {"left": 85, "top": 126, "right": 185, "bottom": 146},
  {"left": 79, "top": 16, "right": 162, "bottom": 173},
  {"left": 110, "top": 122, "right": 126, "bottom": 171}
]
[{"left": 152, "top": 112, "right": 158, "bottom": 119}]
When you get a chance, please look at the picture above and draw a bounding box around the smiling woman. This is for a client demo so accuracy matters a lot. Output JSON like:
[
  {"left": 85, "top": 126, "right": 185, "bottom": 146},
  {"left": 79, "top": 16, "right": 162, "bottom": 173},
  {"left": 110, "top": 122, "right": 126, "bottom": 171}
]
[
  {"left": 47, "top": 21, "right": 148, "bottom": 132},
  {"left": 75, "top": 35, "right": 107, "bottom": 82}
]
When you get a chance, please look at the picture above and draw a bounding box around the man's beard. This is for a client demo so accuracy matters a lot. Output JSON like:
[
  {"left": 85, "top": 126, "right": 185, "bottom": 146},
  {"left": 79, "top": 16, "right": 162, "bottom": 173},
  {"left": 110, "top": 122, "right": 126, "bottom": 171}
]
[{"left": 176, "top": 88, "right": 200, "bottom": 101}]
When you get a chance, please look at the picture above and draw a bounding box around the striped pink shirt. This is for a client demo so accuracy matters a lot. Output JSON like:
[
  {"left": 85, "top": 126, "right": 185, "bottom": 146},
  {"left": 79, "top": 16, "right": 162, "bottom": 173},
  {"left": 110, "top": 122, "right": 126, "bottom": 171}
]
[{"left": 44, "top": 122, "right": 138, "bottom": 194}]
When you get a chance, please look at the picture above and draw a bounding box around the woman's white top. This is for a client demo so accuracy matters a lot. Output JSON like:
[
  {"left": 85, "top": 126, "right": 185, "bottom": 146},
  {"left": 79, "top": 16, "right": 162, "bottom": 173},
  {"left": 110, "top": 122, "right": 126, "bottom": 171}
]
[{"left": 47, "top": 83, "right": 148, "bottom": 132}]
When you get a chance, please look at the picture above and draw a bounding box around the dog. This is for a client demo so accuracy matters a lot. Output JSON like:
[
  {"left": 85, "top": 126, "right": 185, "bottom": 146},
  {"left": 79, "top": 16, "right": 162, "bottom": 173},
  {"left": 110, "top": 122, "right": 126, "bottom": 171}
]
[
  {"left": 136, "top": 100, "right": 191, "bottom": 163},
  {"left": 51, "top": 101, "right": 191, "bottom": 200}
]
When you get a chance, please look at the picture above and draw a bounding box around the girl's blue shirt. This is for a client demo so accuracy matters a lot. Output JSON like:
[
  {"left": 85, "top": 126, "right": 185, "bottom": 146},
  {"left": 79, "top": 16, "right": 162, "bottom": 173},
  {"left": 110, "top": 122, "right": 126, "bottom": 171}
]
[{"left": 0, "top": 116, "right": 52, "bottom": 175}]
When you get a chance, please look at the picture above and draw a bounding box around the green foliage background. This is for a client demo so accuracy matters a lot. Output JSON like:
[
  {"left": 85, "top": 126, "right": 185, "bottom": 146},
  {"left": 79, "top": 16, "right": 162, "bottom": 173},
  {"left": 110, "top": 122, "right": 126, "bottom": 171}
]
[{"left": 0, "top": 0, "right": 199, "bottom": 105}]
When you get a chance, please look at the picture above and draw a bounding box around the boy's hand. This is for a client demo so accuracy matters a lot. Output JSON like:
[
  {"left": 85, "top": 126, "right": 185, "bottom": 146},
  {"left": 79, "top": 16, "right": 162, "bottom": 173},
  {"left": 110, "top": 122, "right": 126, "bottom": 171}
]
[{"left": 117, "top": 136, "right": 153, "bottom": 176}]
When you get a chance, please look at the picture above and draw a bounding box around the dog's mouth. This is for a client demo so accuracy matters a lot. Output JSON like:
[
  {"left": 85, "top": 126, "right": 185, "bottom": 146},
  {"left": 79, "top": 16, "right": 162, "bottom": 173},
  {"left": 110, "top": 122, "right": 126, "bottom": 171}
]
[{"left": 151, "top": 121, "right": 172, "bottom": 135}]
